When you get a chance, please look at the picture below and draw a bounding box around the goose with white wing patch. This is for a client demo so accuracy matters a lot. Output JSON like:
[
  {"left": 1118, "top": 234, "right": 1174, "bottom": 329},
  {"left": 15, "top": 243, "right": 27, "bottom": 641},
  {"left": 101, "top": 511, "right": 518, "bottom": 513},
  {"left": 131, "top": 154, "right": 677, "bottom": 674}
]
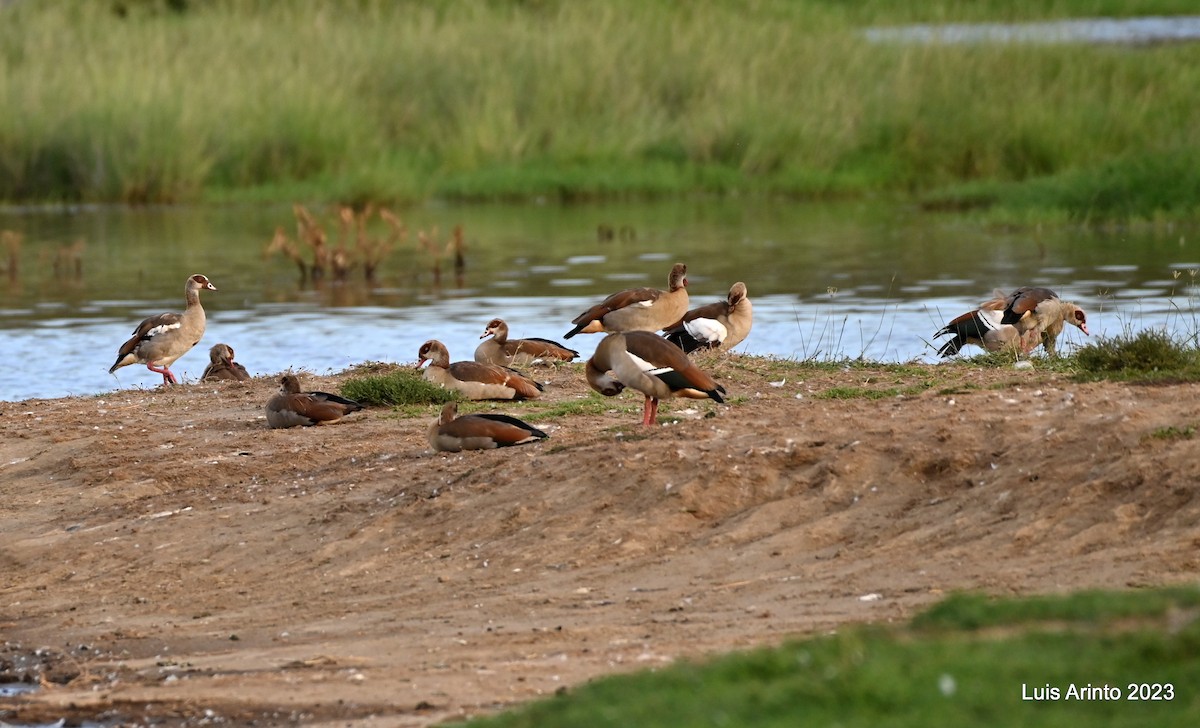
[
  {"left": 108, "top": 273, "right": 216, "bottom": 385},
  {"left": 586, "top": 331, "right": 725, "bottom": 427},
  {"left": 663, "top": 281, "right": 752, "bottom": 353}
]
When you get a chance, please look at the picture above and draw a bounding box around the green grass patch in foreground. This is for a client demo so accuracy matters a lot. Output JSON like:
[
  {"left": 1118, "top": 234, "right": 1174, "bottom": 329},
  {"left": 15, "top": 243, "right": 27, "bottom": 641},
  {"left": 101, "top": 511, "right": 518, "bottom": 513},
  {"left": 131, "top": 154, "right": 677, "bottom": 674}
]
[
  {"left": 340, "top": 369, "right": 457, "bottom": 407},
  {"left": 453, "top": 587, "right": 1200, "bottom": 728},
  {"left": 1073, "top": 329, "right": 1200, "bottom": 383}
]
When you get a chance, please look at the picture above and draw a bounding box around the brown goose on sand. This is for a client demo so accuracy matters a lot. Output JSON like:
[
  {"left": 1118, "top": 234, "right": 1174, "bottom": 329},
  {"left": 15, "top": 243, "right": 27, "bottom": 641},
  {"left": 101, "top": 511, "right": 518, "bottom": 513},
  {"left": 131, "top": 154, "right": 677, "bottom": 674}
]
[
  {"left": 475, "top": 318, "right": 578, "bottom": 367},
  {"left": 663, "top": 281, "right": 753, "bottom": 353},
  {"left": 564, "top": 263, "right": 689, "bottom": 339},
  {"left": 417, "top": 340, "right": 543, "bottom": 400},
  {"left": 265, "top": 374, "right": 363, "bottom": 428},
  {"left": 427, "top": 401, "right": 548, "bottom": 452},
  {"left": 997, "top": 287, "right": 1090, "bottom": 355},
  {"left": 586, "top": 331, "right": 725, "bottom": 427},
  {"left": 201, "top": 343, "right": 251, "bottom": 382},
  {"left": 109, "top": 274, "right": 216, "bottom": 385}
]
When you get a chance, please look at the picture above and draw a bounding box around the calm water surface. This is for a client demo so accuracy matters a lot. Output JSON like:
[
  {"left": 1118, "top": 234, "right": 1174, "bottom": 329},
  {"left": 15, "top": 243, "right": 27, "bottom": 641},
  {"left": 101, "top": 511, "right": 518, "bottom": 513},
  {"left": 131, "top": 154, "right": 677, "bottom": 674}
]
[{"left": 1, "top": 200, "right": 1197, "bottom": 401}]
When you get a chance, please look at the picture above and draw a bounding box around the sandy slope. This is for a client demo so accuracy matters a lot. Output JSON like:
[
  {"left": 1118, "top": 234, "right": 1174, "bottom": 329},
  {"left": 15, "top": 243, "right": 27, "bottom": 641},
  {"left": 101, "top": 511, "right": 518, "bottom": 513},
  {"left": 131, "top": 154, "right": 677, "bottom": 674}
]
[{"left": 1, "top": 357, "right": 1198, "bottom": 726}]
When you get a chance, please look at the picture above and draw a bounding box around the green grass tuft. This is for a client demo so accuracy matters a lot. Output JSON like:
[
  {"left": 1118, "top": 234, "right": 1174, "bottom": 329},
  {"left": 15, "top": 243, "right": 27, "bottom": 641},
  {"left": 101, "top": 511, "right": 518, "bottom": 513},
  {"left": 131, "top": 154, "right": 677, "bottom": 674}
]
[
  {"left": 1074, "top": 329, "right": 1200, "bottom": 383},
  {"left": 340, "top": 370, "right": 458, "bottom": 407},
  {"left": 1148, "top": 424, "right": 1197, "bottom": 441}
]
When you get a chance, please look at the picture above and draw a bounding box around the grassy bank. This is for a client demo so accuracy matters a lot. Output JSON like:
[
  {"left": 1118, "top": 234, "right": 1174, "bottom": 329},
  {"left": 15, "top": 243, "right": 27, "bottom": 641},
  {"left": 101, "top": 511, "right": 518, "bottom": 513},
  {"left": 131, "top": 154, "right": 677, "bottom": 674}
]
[
  {"left": 451, "top": 586, "right": 1200, "bottom": 728},
  {"left": 2, "top": 0, "right": 1199, "bottom": 220}
]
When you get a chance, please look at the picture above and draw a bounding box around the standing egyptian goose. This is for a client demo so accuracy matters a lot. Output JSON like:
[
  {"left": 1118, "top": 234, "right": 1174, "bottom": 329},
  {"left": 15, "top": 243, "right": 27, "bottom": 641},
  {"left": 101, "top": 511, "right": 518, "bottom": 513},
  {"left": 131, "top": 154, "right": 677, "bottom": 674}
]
[
  {"left": 997, "top": 287, "right": 1090, "bottom": 355},
  {"left": 933, "top": 307, "right": 1034, "bottom": 357},
  {"left": 201, "top": 343, "right": 251, "bottom": 382},
  {"left": 586, "top": 331, "right": 725, "bottom": 426},
  {"left": 417, "top": 340, "right": 543, "bottom": 400},
  {"left": 265, "top": 374, "right": 363, "bottom": 428},
  {"left": 428, "top": 401, "right": 548, "bottom": 452},
  {"left": 663, "top": 281, "right": 753, "bottom": 353},
  {"left": 109, "top": 273, "right": 216, "bottom": 385},
  {"left": 475, "top": 318, "right": 579, "bottom": 367},
  {"left": 564, "top": 263, "right": 689, "bottom": 339}
]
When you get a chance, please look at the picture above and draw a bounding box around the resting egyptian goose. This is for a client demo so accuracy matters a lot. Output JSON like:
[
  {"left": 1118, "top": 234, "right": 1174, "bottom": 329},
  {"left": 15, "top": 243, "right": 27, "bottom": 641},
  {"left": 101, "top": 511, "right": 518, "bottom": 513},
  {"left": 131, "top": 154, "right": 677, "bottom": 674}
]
[
  {"left": 933, "top": 307, "right": 1034, "bottom": 357},
  {"left": 265, "top": 374, "right": 364, "bottom": 428},
  {"left": 427, "top": 401, "right": 548, "bottom": 452},
  {"left": 200, "top": 343, "right": 251, "bottom": 382},
  {"left": 663, "top": 281, "right": 753, "bottom": 353},
  {"left": 475, "top": 318, "right": 579, "bottom": 367},
  {"left": 997, "top": 287, "right": 1090, "bottom": 355},
  {"left": 564, "top": 263, "right": 689, "bottom": 339},
  {"left": 586, "top": 331, "right": 725, "bottom": 426},
  {"left": 108, "top": 273, "right": 216, "bottom": 385},
  {"left": 417, "top": 340, "right": 543, "bottom": 400}
]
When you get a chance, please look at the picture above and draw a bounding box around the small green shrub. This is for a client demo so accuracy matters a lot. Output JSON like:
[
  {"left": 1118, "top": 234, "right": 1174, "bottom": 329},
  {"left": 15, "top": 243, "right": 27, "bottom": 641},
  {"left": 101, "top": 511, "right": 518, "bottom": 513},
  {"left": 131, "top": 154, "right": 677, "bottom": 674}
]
[
  {"left": 1149, "top": 424, "right": 1197, "bottom": 441},
  {"left": 340, "top": 370, "right": 458, "bottom": 407},
  {"left": 1074, "top": 329, "right": 1200, "bottom": 381}
]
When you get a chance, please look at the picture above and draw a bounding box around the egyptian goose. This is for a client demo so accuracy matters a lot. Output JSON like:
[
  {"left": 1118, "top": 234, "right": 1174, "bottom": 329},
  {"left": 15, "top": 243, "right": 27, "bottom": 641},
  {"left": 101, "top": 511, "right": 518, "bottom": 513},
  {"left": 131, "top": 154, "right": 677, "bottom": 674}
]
[
  {"left": 416, "top": 340, "right": 543, "bottom": 400},
  {"left": 428, "top": 401, "right": 548, "bottom": 452},
  {"left": 663, "top": 281, "right": 753, "bottom": 353},
  {"left": 997, "top": 287, "right": 1090, "bottom": 355},
  {"left": 265, "top": 374, "right": 364, "bottom": 428},
  {"left": 475, "top": 318, "right": 579, "bottom": 367},
  {"left": 933, "top": 307, "right": 1034, "bottom": 357},
  {"left": 201, "top": 343, "right": 251, "bottom": 382},
  {"left": 564, "top": 263, "right": 689, "bottom": 339},
  {"left": 586, "top": 331, "right": 725, "bottom": 426},
  {"left": 108, "top": 273, "right": 216, "bottom": 385}
]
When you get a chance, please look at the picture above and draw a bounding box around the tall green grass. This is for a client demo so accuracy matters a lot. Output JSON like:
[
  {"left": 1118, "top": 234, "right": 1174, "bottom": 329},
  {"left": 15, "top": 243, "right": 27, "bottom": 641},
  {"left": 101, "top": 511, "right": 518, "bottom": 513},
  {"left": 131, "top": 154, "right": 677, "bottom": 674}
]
[{"left": 2, "top": 0, "right": 1199, "bottom": 218}]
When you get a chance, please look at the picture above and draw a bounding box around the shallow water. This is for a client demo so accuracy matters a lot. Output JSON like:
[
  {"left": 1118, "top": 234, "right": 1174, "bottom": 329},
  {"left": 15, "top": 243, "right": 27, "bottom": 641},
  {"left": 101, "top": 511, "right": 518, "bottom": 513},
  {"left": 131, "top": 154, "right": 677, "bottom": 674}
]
[
  {"left": 0, "top": 200, "right": 1197, "bottom": 401},
  {"left": 865, "top": 15, "right": 1200, "bottom": 45}
]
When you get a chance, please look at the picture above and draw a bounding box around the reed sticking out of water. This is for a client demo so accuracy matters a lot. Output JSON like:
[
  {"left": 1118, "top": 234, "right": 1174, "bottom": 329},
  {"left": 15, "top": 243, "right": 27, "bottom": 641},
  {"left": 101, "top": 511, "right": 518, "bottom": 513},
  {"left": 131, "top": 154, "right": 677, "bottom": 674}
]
[
  {"left": 51, "top": 239, "right": 85, "bottom": 280},
  {"left": 265, "top": 204, "right": 462, "bottom": 287},
  {"left": 1, "top": 230, "right": 20, "bottom": 281}
]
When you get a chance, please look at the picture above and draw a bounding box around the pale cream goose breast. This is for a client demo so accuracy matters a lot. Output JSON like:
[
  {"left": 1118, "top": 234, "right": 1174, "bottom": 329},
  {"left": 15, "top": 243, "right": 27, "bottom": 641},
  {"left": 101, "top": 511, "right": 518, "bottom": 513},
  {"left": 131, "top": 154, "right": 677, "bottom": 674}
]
[
  {"left": 108, "top": 273, "right": 216, "bottom": 385},
  {"left": 564, "top": 263, "right": 689, "bottom": 338},
  {"left": 475, "top": 318, "right": 578, "bottom": 366},
  {"left": 417, "top": 340, "right": 542, "bottom": 400}
]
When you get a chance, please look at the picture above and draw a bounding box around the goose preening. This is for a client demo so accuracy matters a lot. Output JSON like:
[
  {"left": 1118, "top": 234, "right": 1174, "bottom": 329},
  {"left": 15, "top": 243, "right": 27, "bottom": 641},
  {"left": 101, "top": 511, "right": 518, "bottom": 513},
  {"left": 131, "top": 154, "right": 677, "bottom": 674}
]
[
  {"left": 475, "top": 318, "right": 578, "bottom": 367},
  {"left": 564, "top": 263, "right": 689, "bottom": 339},
  {"left": 200, "top": 343, "right": 251, "bottom": 382},
  {"left": 663, "top": 281, "right": 753, "bottom": 353},
  {"left": 427, "top": 401, "right": 548, "bottom": 452},
  {"left": 265, "top": 374, "right": 364, "bottom": 428},
  {"left": 585, "top": 331, "right": 725, "bottom": 426},
  {"left": 417, "top": 339, "right": 543, "bottom": 400},
  {"left": 108, "top": 273, "right": 216, "bottom": 385}
]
